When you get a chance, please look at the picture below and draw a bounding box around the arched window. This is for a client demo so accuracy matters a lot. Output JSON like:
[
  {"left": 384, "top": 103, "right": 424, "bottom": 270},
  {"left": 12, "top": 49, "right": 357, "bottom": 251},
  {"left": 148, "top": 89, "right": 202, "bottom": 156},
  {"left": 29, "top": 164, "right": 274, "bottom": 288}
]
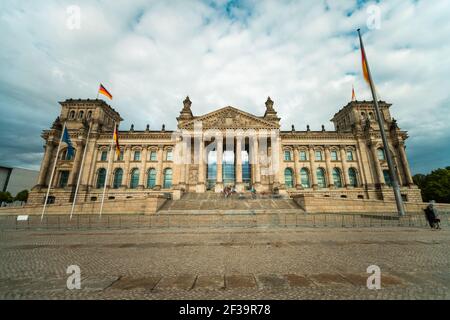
[
  {"left": 147, "top": 168, "right": 157, "bottom": 188},
  {"left": 383, "top": 170, "right": 392, "bottom": 187},
  {"left": 113, "top": 168, "right": 123, "bottom": 189},
  {"left": 163, "top": 168, "right": 173, "bottom": 189},
  {"left": 347, "top": 150, "right": 354, "bottom": 161},
  {"left": 284, "top": 150, "right": 292, "bottom": 161},
  {"left": 166, "top": 149, "right": 173, "bottom": 161},
  {"left": 300, "top": 168, "right": 310, "bottom": 188},
  {"left": 348, "top": 168, "right": 358, "bottom": 187},
  {"left": 96, "top": 168, "right": 106, "bottom": 189},
  {"left": 130, "top": 169, "right": 139, "bottom": 189},
  {"left": 58, "top": 171, "right": 70, "bottom": 188},
  {"left": 149, "top": 150, "right": 157, "bottom": 161},
  {"left": 330, "top": 150, "right": 338, "bottom": 161},
  {"left": 87, "top": 111, "right": 92, "bottom": 120},
  {"left": 100, "top": 150, "right": 108, "bottom": 161},
  {"left": 69, "top": 110, "right": 76, "bottom": 119},
  {"left": 78, "top": 111, "right": 84, "bottom": 119},
  {"left": 284, "top": 168, "right": 294, "bottom": 188},
  {"left": 60, "top": 148, "right": 75, "bottom": 160},
  {"left": 299, "top": 150, "right": 308, "bottom": 161},
  {"left": 316, "top": 168, "right": 326, "bottom": 188},
  {"left": 332, "top": 168, "right": 343, "bottom": 188},
  {"left": 315, "top": 150, "right": 323, "bottom": 161},
  {"left": 377, "top": 148, "right": 385, "bottom": 160},
  {"left": 134, "top": 150, "right": 141, "bottom": 161}
]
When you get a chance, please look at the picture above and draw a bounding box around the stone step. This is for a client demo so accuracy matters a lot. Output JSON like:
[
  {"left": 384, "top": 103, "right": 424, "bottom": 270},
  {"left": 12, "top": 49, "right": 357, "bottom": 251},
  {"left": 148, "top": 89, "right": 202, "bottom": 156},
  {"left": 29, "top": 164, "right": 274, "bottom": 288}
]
[
  {"left": 156, "top": 208, "right": 304, "bottom": 215},
  {"left": 160, "top": 199, "right": 301, "bottom": 211}
]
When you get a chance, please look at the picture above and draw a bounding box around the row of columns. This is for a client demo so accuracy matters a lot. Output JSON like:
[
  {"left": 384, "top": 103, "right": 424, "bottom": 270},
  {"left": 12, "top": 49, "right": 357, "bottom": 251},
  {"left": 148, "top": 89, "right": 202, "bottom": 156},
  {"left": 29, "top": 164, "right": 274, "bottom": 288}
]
[{"left": 188, "top": 135, "right": 267, "bottom": 192}]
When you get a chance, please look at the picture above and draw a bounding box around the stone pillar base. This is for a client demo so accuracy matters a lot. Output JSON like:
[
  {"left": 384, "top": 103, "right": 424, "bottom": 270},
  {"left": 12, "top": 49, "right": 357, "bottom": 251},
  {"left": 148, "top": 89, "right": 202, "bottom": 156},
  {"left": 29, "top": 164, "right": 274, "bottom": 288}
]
[
  {"left": 137, "top": 185, "right": 145, "bottom": 190},
  {"left": 172, "top": 189, "right": 182, "bottom": 200},
  {"left": 253, "top": 183, "right": 263, "bottom": 192},
  {"left": 196, "top": 183, "right": 206, "bottom": 193},
  {"left": 154, "top": 185, "right": 161, "bottom": 191},
  {"left": 214, "top": 183, "right": 224, "bottom": 193},
  {"left": 235, "top": 183, "right": 245, "bottom": 192}
]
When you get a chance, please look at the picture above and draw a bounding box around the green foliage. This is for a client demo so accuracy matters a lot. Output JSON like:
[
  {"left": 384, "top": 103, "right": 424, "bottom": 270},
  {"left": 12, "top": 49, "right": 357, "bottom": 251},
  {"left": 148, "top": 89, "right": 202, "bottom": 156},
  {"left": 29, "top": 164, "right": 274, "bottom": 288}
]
[
  {"left": 14, "top": 190, "right": 29, "bottom": 203},
  {"left": 0, "top": 191, "right": 13, "bottom": 204},
  {"left": 413, "top": 167, "right": 450, "bottom": 203}
]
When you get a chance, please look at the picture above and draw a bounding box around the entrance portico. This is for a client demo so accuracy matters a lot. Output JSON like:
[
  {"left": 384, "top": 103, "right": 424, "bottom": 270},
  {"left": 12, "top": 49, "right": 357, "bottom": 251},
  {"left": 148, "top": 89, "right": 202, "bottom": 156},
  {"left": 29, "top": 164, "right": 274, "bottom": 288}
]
[{"left": 176, "top": 104, "right": 281, "bottom": 193}]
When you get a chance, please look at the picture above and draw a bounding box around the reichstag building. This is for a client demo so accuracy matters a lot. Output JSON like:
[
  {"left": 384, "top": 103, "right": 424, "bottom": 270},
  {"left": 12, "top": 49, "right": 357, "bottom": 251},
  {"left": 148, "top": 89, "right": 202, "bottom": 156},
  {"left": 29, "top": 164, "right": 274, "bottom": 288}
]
[{"left": 28, "top": 96, "right": 422, "bottom": 205}]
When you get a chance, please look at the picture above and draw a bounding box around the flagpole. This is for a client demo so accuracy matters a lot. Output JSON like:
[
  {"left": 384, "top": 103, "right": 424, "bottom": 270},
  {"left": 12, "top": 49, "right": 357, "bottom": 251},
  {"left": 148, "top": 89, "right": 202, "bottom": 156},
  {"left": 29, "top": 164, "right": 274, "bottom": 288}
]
[
  {"left": 99, "top": 121, "right": 116, "bottom": 218},
  {"left": 41, "top": 122, "right": 67, "bottom": 221},
  {"left": 69, "top": 122, "right": 92, "bottom": 220},
  {"left": 357, "top": 29, "right": 405, "bottom": 217}
]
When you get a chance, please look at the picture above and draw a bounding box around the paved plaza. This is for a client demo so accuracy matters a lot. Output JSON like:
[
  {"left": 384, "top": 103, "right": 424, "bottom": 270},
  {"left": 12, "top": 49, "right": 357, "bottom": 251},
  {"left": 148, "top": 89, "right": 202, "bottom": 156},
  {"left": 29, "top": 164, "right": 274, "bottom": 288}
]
[{"left": 0, "top": 226, "right": 449, "bottom": 299}]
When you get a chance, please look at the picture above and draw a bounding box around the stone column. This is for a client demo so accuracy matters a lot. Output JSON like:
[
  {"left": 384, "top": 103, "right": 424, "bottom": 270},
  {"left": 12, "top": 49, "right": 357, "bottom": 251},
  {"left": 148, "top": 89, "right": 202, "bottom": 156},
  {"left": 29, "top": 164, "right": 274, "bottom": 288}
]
[
  {"left": 309, "top": 145, "right": 318, "bottom": 189},
  {"left": 324, "top": 146, "right": 334, "bottom": 188},
  {"left": 253, "top": 135, "right": 261, "bottom": 188},
  {"left": 272, "top": 135, "right": 281, "bottom": 188},
  {"left": 138, "top": 146, "right": 147, "bottom": 189},
  {"left": 81, "top": 136, "right": 98, "bottom": 191},
  {"left": 398, "top": 142, "right": 414, "bottom": 186},
  {"left": 155, "top": 145, "right": 164, "bottom": 190},
  {"left": 215, "top": 137, "right": 223, "bottom": 192},
  {"left": 178, "top": 137, "right": 186, "bottom": 188},
  {"left": 196, "top": 135, "right": 206, "bottom": 192},
  {"left": 89, "top": 148, "right": 100, "bottom": 187},
  {"left": 184, "top": 136, "right": 191, "bottom": 189},
  {"left": 339, "top": 146, "right": 350, "bottom": 187},
  {"left": 370, "top": 143, "right": 384, "bottom": 186},
  {"left": 235, "top": 135, "right": 244, "bottom": 191},
  {"left": 122, "top": 146, "right": 131, "bottom": 188},
  {"left": 293, "top": 146, "right": 301, "bottom": 188},
  {"left": 68, "top": 140, "right": 84, "bottom": 187},
  {"left": 37, "top": 140, "right": 55, "bottom": 187}
]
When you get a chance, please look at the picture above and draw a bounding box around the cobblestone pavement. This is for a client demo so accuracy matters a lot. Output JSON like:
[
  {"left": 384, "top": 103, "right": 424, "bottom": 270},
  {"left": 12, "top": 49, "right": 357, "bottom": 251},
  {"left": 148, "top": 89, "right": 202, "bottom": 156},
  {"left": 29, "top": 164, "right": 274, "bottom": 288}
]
[{"left": 0, "top": 227, "right": 449, "bottom": 299}]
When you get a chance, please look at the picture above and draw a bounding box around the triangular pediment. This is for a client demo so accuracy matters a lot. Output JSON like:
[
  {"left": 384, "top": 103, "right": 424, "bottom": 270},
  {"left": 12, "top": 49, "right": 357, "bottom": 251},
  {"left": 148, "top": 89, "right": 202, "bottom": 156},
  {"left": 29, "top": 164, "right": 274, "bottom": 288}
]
[{"left": 178, "top": 106, "right": 279, "bottom": 130}]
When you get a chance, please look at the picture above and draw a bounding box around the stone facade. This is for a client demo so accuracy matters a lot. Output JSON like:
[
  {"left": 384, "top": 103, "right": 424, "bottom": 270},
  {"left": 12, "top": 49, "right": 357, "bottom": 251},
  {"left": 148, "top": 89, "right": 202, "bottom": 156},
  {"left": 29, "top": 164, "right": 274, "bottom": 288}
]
[{"left": 28, "top": 96, "right": 422, "bottom": 206}]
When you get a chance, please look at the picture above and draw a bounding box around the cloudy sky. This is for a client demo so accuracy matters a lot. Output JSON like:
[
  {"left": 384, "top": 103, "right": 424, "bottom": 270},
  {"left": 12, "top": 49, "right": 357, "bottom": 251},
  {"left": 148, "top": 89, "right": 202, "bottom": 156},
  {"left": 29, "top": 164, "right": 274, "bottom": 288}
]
[{"left": 0, "top": 0, "right": 449, "bottom": 174}]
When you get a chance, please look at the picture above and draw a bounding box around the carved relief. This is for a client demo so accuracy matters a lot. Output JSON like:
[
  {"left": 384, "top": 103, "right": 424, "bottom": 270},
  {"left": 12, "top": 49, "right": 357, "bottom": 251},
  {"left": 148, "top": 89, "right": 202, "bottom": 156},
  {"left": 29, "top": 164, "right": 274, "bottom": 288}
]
[{"left": 179, "top": 107, "right": 279, "bottom": 130}]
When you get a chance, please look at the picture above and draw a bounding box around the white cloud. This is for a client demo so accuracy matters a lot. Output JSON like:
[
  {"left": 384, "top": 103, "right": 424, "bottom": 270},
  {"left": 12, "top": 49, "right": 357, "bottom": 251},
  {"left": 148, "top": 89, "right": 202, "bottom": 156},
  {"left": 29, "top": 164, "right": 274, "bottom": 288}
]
[{"left": 0, "top": 0, "right": 449, "bottom": 174}]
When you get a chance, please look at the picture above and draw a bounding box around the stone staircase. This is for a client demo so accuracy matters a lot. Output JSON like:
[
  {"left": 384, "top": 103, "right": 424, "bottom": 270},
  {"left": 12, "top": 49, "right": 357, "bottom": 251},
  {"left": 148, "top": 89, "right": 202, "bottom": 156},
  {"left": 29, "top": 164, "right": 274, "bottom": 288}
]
[{"left": 157, "top": 192, "right": 304, "bottom": 215}]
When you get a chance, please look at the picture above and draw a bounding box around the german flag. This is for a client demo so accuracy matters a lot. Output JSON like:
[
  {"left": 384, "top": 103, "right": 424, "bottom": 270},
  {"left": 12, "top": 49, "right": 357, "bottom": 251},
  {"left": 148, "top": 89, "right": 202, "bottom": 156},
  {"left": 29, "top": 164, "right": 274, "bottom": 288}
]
[
  {"left": 113, "top": 125, "right": 120, "bottom": 158},
  {"left": 359, "top": 41, "right": 370, "bottom": 84},
  {"left": 98, "top": 83, "right": 113, "bottom": 100}
]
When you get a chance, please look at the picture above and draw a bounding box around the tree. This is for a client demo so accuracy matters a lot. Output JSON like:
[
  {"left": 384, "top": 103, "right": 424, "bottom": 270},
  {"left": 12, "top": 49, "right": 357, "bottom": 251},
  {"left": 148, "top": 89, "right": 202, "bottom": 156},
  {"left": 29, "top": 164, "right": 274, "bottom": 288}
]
[
  {"left": 0, "top": 192, "right": 13, "bottom": 206},
  {"left": 413, "top": 167, "right": 450, "bottom": 203},
  {"left": 14, "top": 190, "right": 29, "bottom": 203}
]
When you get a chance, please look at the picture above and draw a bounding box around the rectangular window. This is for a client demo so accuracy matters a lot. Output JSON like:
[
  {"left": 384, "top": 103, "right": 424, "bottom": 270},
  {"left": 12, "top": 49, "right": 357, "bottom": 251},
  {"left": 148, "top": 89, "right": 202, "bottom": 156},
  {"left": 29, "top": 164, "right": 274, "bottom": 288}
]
[
  {"left": 166, "top": 150, "right": 173, "bottom": 161},
  {"left": 58, "top": 171, "right": 70, "bottom": 188},
  {"left": 100, "top": 151, "right": 108, "bottom": 161},
  {"left": 134, "top": 151, "right": 141, "bottom": 161},
  {"left": 299, "top": 151, "right": 307, "bottom": 161},
  {"left": 118, "top": 151, "right": 124, "bottom": 161},
  {"left": 331, "top": 151, "right": 338, "bottom": 161},
  {"left": 150, "top": 151, "right": 157, "bottom": 161},
  {"left": 347, "top": 150, "right": 354, "bottom": 161},
  {"left": 315, "top": 151, "right": 323, "bottom": 161},
  {"left": 284, "top": 151, "right": 292, "bottom": 161}
]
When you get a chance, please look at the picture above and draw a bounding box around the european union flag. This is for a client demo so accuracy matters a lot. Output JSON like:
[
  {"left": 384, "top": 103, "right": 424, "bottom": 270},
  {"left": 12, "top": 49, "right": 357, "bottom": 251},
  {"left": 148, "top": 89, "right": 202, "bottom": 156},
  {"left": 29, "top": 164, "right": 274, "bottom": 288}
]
[{"left": 62, "top": 127, "right": 74, "bottom": 158}]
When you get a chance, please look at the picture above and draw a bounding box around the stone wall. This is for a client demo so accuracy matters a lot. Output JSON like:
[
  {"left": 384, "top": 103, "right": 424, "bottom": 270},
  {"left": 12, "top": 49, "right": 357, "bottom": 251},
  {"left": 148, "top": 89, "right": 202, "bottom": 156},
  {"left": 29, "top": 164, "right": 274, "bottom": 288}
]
[
  {"left": 0, "top": 194, "right": 168, "bottom": 216},
  {"left": 292, "top": 194, "right": 450, "bottom": 214}
]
